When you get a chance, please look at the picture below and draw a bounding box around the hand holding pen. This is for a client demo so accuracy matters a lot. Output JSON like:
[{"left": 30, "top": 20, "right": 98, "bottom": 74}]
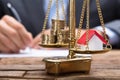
[{"left": 0, "top": 3, "right": 33, "bottom": 53}]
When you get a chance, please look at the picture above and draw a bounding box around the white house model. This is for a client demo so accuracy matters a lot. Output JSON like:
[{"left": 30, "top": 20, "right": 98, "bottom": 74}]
[{"left": 77, "top": 30, "right": 107, "bottom": 50}]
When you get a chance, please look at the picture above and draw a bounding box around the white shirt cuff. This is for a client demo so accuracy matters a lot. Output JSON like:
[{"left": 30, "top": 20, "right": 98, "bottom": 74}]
[{"left": 95, "top": 26, "right": 119, "bottom": 45}]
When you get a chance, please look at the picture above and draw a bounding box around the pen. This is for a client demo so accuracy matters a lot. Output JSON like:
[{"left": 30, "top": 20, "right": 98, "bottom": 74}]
[
  {"left": 7, "top": 3, "right": 32, "bottom": 51},
  {"left": 7, "top": 3, "right": 22, "bottom": 22}
]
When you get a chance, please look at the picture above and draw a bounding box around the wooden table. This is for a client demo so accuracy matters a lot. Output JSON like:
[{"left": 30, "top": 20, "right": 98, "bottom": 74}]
[{"left": 0, "top": 50, "right": 120, "bottom": 80}]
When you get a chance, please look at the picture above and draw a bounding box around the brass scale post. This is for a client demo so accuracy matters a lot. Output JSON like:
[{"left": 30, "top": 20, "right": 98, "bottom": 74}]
[{"left": 68, "top": 0, "right": 76, "bottom": 58}]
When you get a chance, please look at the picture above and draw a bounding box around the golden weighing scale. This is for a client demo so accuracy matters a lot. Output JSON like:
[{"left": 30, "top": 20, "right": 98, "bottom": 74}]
[{"left": 39, "top": 0, "right": 112, "bottom": 75}]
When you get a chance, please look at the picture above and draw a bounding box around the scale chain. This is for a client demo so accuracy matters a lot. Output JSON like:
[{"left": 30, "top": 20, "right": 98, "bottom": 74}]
[
  {"left": 96, "top": 0, "right": 109, "bottom": 43},
  {"left": 76, "top": 0, "right": 111, "bottom": 50},
  {"left": 75, "top": 0, "right": 87, "bottom": 48},
  {"left": 42, "top": 0, "right": 52, "bottom": 33},
  {"left": 85, "top": 0, "right": 90, "bottom": 50},
  {"left": 60, "top": 0, "right": 67, "bottom": 28}
]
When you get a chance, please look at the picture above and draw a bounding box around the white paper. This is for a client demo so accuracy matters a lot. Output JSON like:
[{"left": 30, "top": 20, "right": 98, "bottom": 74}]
[
  {"left": 0, "top": 47, "right": 91, "bottom": 58},
  {"left": 0, "top": 48, "right": 69, "bottom": 58}
]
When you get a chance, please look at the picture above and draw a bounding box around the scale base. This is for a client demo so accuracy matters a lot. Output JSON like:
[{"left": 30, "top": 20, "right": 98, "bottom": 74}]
[{"left": 43, "top": 56, "right": 91, "bottom": 75}]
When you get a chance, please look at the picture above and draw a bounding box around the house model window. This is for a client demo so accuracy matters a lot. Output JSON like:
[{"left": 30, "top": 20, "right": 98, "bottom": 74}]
[{"left": 77, "top": 30, "right": 107, "bottom": 50}]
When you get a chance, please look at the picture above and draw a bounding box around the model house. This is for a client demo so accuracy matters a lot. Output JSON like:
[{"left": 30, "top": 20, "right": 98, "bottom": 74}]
[{"left": 77, "top": 30, "right": 107, "bottom": 50}]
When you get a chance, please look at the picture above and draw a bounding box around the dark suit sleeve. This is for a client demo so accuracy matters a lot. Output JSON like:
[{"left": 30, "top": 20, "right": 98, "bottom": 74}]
[
  {"left": 0, "top": 0, "right": 5, "bottom": 19},
  {"left": 0, "top": 0, "right": 14, "bottom": 19}
]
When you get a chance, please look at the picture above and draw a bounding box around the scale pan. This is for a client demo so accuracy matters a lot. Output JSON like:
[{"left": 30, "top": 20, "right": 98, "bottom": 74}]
[
  {"left": 39, "top": 43, "right": 68, "bottom": 48},
  {"left": 70, "top": 48, "right": 112, "bottom": 54}
]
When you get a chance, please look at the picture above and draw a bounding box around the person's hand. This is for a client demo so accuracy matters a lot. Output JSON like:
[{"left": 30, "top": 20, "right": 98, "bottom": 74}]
[
  {"left": 0, "top": 15, "right": 33, "bottom": 53},
  {"left": 31, "top": 29, "right": 50, "bottom": 49}
]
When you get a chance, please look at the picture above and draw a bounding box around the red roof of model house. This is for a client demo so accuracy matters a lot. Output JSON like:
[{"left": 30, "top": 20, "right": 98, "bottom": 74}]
[{"left": 77, "top": 29, "right": 107, "bottom": 45}]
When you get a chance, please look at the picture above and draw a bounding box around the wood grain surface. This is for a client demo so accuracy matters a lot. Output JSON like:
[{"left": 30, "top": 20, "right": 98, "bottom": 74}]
[{"left": 0, "top": 50, "right": 120, "bottom": 80}]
